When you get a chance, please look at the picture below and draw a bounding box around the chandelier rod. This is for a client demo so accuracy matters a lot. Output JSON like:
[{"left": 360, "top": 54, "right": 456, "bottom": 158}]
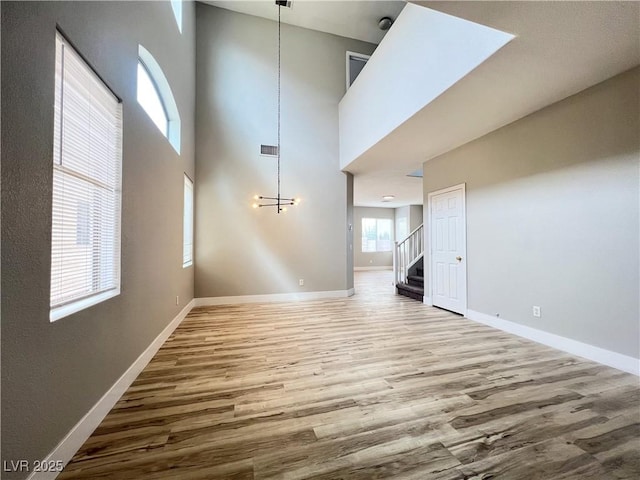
[{"left": 251, "top": 1, "right": 300, "bottom": 213}]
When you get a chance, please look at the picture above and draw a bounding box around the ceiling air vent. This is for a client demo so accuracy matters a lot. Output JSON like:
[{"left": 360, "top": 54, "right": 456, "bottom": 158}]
[{"left": 261, "top": 144, "right": 279, "bottom": 157}]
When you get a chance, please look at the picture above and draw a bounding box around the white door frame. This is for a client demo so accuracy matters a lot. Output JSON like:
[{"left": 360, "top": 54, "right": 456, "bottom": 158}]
[{"left": 426, "top": 183, "right": 467, "bottom": 314}]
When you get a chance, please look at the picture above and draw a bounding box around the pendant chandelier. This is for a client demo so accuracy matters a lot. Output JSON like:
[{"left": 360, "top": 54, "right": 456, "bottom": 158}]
[{"left": 252, "top": 0, "right": 300, "bottom": 214}]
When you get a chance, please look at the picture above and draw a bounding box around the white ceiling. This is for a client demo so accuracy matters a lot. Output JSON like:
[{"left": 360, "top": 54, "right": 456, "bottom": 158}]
[
  {"left": 202, "top": 1, "right": 640, "bottom": 209},
  {"left": 202, "top": 1, "right": 406, "bottom": 44}
]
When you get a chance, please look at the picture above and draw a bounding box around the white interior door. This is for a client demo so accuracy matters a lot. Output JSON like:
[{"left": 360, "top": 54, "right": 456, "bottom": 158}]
[{"left": 429, "top": 184, "right": 467, "bottom": 314}]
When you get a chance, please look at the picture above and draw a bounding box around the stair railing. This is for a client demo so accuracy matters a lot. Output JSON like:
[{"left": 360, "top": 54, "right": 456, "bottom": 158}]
[{"left": 393, "top": 224, "right": 424, "bottom": 286}]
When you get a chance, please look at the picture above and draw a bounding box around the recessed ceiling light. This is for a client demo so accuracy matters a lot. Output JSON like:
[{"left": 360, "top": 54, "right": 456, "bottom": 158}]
[{"left": 382, "top": 195, "right": 395, "bottom": 201}]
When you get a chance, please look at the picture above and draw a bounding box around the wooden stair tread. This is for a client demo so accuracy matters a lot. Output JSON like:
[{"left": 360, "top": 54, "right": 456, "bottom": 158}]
[{"left": 396, "top": 282, "right": 424, "bottom": 294}]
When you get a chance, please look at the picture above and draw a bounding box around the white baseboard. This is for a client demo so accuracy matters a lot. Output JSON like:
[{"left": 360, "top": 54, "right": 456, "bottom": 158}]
[
  {"left": 423, "top": 296, "right": 432, "bottom": 306},
  {"left": 195, "top": 289, "right": 354, "bottom": 307},
  {"left": 354, "top": 266, "right": 393, "bottom": 271},
  {"left": 346, "top": 288, "right": 355, "bottom": 297},
  {"left": 29, "top": 300, "right": 196, "bottom": 480},
  {"left": 466, "top": 309, "right": 639, "bottom": 376}
]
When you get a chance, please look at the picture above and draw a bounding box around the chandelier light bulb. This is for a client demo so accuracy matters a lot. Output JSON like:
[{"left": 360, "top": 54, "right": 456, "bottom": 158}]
[{"left": 252, "top": 203, "right": 259, "bottom": 209}]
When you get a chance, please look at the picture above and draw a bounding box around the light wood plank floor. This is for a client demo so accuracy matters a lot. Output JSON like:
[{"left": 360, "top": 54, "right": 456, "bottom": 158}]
[{"left": 60, "top": 271, "right": 639, "bottom": 479}]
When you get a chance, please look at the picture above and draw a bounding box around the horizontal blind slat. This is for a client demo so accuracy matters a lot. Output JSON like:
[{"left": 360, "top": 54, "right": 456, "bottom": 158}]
[{"left": 50, "top": 33, "right": 122, "bottom": 313}]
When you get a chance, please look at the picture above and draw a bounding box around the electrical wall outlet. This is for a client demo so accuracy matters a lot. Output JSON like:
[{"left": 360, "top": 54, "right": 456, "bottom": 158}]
[
  {"left": 176, "top": 296, "right": 179, "bottom": 306},
  {"left": 299, "top": 279, "right": 304, "bottom": 286},
  {"left": 532, "top": 306, "right": 541, "bottom": 318}
]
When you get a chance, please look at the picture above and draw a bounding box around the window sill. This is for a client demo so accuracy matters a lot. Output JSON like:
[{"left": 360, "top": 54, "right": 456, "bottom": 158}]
[{"left": 50, "top": 288, "right": 120, "bottom": 322}]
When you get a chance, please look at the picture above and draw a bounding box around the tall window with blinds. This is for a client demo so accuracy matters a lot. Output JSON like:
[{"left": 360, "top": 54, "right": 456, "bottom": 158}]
[
  {"left": 183, "top": 175, "right": 194, "bottom": 268},
  {"left": 50, "top": 32, "right": 122, "bottom": 321}
]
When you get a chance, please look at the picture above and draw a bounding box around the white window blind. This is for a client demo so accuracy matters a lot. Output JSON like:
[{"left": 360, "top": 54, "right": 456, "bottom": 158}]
[
  {"left": 183, "top": 175, "right": 193, "bottom": 267},
  {"left": 50, "top": 32, "right": 122, "bottom": 321}
]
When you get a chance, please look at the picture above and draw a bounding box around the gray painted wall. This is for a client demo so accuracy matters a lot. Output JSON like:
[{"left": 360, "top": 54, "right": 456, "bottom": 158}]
[
  {"left": 423, "top": 67, "right": 640, "bottom": 359},
  {"left": 354, "top": 206, "right": 395, "bottom": 268},
  {"left": 194, "top": 5, "right": 375, "bottom": 297},
  {"left": 1, "top": 1, "right": 195, "bottom": 475},
  {"left": 409, "top": 205, "right": 424, "bottom": 232},
  {"left": 395, "top": 204, "right": 423, "bottom": 242}
]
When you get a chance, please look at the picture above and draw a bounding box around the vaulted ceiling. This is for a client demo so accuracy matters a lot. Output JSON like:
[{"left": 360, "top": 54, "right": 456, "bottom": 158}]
[
  {"left": 202, "top": 1, "right": 640, "bottom": 208},
  {"left": 203, "top": 1, "right": 405, "bottom": 44}
]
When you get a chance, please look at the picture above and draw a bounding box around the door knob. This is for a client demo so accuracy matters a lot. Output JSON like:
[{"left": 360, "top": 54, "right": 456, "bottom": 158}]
[{"left": 456, "top": 256, "right": 462, "bottom": 261}]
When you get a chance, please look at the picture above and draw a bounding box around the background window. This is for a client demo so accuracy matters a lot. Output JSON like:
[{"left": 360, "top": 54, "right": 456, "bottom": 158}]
[
  {"left": 137, "top": 45, "right": 181, "bottom": 154},
  {"left": 362, "top": 218, "right": 392, "bottom": 252},
  {"left": 346, "top": 51, "right": 370, "bottom": 90},
  {"left": 137, "top": 61, "right": 168, "bottom": 136},
  {"left": 171, "top": 0, "right": 183, "bottom": 33},
  {"left": 51, "top": 32, "right": 122, "bottom": 321},
  {"left": 183, "top": 174, "right": 193, "bottom": 267},
  {"left": 396, "top": 216, "right": 408, "bottom": 241}
]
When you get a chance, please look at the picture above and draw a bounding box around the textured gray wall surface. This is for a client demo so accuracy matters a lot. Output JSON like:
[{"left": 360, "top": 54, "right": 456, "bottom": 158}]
[
  {"left": 194, "top": 4, "right": 375, "bottom": 297},
  {"left": 1, "top": 2, "right": 195, "bottom": 475},
  {"left": 423, "top": 67, "right": 640, "bottom": 358},
  {"left": 354, "top": 206, "right": 395, "bottom": 268}
]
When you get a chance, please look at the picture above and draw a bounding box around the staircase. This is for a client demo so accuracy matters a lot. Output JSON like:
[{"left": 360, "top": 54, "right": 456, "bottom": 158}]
[
  {"left": 393, "top": 224, "right": 424, "bottom": 301},
  {"left": 396, "top": 264, "right": 424, "bottom": 301}
]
